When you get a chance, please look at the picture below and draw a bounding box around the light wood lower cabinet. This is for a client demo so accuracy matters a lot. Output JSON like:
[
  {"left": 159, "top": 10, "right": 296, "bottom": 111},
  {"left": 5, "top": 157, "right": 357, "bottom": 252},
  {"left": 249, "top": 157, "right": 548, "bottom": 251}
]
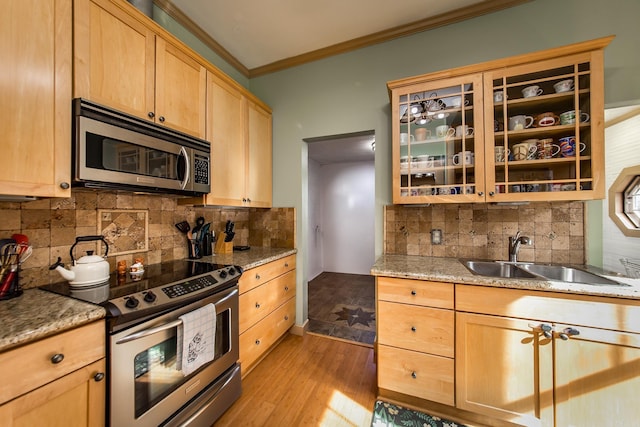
[
  {"left": 0, "top": 321, "right": 106, "bottom": 426},
  {"left": 376, "top": 277, "right": 455, "bottom": 406},
  {"left": 239, "top": 255, "right": 296, "bottom": 375},
  {"left": 456, "top": 284, "right": 640, "bottom": 427}
]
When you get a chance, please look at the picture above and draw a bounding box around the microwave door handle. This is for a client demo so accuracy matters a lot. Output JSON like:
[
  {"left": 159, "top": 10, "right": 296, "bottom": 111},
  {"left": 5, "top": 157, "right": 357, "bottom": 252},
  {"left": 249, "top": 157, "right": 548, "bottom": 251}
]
[
  {"left": 179, "top": 146, "right": 190, "bottom": 190},
  {"left": 115, "top": 288, "right": 239, "bottom": 345}
]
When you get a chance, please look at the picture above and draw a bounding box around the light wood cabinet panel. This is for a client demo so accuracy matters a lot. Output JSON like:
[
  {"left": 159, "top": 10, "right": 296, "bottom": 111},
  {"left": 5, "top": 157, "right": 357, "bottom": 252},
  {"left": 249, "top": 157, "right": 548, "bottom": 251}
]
[
  {"left": 377, "top": 277, "right": 453, "bottom": 309},
  {"left": 0, "top": 0, "right": 72, "bottom": 198},
  {"left": 378, "top": 344, "right": 454, "bottom": 406},
  {"left": 238, "top": 254, "right": 296, "bottom": 294},
  {"left": 240, "top": 297, "right": 295, "bottom": 374},
  {"left": 239, "top": 270, "right": 295, "bottom": 333},
  {"left": 74, "top": 0, "right": 206, "bottom": 138},
  {"left": 378, "top": 301, "right": 454, "bottom": 357},
  {"left": 387, "top": 36, "right": 612, "bottom": 204},
  {"left": 0, "top": 321, "right": 105, "bottom": 405},
  {"left": 246, "top": 100, "right": 273, "bottom": 207},
  {"left": 0, "top": 358, "right": 106, "bottom": 427}
]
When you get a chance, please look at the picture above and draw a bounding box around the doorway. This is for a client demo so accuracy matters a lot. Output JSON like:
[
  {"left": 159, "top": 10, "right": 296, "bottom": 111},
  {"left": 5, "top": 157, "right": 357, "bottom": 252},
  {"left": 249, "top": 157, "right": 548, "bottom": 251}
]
[{"left": 305, "top": 130, "right": 376, "bottom": 345}]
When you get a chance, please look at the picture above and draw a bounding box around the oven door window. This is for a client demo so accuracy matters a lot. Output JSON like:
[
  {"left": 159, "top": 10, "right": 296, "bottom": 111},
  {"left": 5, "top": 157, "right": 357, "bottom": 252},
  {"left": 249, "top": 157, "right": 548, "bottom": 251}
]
[
  {"left": 85, "top": 132, "right": 186, "bottom": 180},
  {"left": 133, "top": 310, "right": 231, "bottom": 418}
]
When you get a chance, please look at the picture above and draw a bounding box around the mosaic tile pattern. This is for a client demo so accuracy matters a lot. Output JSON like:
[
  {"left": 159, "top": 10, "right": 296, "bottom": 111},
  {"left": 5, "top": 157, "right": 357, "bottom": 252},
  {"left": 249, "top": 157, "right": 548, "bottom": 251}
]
[{"left": 384, "top": 202, "right": 585, "bottom": 264}]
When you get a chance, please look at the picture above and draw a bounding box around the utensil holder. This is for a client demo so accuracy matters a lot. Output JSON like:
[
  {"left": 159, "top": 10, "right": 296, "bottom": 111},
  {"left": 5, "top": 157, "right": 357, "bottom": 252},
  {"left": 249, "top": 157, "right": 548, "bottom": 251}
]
[
  {"left": 188, "top": 238, "right": 202, "bottom": 259},
  {"left": 0, "top": 268, "right": 22, "bottom": 301},
  {"left": 214, "top": 239, "right": 233, "bottom": 254}
]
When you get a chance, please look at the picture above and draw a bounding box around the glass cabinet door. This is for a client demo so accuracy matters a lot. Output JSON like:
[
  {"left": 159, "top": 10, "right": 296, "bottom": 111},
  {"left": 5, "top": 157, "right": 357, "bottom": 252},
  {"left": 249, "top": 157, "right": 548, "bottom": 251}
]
[
  {"left": 485, "top": 52, "right": 603, "bottom": 201},
  {"left": 393, "top": 74, "right": 484, "bottom": 203}
]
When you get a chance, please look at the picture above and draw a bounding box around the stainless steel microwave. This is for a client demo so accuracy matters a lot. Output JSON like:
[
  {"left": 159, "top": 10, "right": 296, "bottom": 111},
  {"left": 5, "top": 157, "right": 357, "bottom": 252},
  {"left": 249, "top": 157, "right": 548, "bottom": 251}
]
[{"left": 72, "top": 99, "right": 210, "bottom": 196}]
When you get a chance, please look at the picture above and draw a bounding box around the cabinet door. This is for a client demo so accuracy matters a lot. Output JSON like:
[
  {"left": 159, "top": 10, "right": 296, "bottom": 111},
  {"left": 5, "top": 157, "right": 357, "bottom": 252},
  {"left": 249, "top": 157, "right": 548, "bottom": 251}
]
[
  {"left": 554, "top": 325, "right": 640, "bottom": 426},
  {"left": 204, "top": 74, "right": 246, "bottom": 206},
  {"left": 74, "top": 0, "right": 155, "bottom": 121},
  {"left": 456, "top": 312, "right": 553, "bottom": 427},
  {"left": 0, "top": 358, "right": 106, "bottom": 427},
  {"left": 0, "top": 0, "right": 72, "bottom": 198},
  {"left": 485, "top": 51, "right": 605, "bottom": 202},
  {"left": 155, "top": 37, "right": 207, "bottom": 138},
  {"left": 392, "top": 74, "right": 485, "bottom": 204},
  {"left": 247, "top": 100, "right": 273, "bottom": 207}
]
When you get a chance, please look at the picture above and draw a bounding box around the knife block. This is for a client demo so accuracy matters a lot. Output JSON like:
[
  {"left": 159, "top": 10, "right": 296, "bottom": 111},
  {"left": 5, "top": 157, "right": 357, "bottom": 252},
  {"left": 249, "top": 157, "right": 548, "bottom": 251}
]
[{"left": 214, "top": 238, "right": 233, "bottom": 254}]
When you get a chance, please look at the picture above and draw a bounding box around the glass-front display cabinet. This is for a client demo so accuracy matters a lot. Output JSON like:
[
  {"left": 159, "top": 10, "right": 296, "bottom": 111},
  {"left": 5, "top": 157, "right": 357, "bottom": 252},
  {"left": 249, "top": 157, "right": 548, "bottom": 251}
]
[
  {"left": 484, "top": 51, "right": 605, "bottom": 202},
  {"left": 391, "top": 74, "right": 485, "bottom": 203}
]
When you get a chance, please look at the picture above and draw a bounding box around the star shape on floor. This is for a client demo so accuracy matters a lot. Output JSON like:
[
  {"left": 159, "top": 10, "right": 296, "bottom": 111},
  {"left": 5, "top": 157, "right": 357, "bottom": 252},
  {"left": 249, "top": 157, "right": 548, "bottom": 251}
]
[{"left": 332, "top": 306, "right": 375, "bottom": 327}]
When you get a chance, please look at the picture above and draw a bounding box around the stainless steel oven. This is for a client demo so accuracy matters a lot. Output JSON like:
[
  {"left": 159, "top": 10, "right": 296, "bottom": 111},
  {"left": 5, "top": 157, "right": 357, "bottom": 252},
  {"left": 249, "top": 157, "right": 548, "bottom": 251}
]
[{"left": 110, "top": 286, "right": 240, "bottom": 427}]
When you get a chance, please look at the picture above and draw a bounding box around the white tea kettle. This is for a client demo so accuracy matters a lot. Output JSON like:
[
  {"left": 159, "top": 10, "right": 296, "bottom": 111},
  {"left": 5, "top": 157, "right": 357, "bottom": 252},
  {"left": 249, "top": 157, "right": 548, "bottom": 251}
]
[{"left": 49, "top": 235, "right": 110, "bottom": 287}]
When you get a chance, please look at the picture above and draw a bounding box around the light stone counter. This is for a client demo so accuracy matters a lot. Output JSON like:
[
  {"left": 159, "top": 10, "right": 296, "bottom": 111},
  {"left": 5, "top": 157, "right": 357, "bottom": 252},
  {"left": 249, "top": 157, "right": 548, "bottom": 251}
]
[
  {"left": 0, "top": 288, "right": 106, "bottom": 352},
  {"left": 198, "top": 247, "right": 297, "bottom": 271},
  {"left": 371, "top": 254, "right": 640, "bottom": 300}
]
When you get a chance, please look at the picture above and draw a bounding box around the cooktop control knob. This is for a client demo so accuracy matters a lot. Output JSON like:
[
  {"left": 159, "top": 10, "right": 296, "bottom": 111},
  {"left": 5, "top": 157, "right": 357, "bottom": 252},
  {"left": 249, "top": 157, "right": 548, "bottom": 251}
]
[
  {"left": 219, "top": 270, "right": 228, "bottom": 279},
  {"left": 228, "top": 267, "right": 236, "bottom": 276},
  {"left": 125, "top": 296, "right": 139, "bottom": 309},
  {"left": 143, "top": 291, "right": 156, "bottom": 303}
]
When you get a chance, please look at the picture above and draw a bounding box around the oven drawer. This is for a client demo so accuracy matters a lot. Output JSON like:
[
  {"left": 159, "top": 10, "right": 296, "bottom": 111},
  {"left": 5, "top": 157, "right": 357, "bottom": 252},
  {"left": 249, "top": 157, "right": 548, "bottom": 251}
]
[
  {"left": 0, "top": 321, "right": 105, "bottom": 404},
  {"left": 239, "top": 269, "right": 295, "bottom": 333},
  {"left": 240, "top": 297, "right": 295, "bottom": 373},
  {"left": 238, "top": 254, "right": 296, "bottom": 294}
]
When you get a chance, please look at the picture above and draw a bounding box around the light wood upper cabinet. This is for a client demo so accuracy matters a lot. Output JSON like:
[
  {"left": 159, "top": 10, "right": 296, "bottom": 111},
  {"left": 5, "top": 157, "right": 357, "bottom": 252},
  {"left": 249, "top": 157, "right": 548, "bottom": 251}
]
[
  {"left": 0, "top": 0, "right": 72, "bottom": 198},
  {"left": 388, "top": 36, "right": 613, "bottom": 204},
  {"left": 185, "top": 73, "right": 273, "bottom": 207},
  {"left": 74, "top": 0, "right": 206, "bottom": 139}
]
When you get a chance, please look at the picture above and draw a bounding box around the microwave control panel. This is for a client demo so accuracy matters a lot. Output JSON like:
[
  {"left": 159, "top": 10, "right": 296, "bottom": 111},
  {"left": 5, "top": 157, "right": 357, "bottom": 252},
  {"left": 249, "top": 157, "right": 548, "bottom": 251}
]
[{"left": 194, "top": 154, "right": 210, "bottom": 185}]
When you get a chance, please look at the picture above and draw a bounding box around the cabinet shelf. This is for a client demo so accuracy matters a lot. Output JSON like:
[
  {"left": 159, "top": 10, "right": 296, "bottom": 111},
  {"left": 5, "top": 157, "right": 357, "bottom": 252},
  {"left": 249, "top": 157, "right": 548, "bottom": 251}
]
[
  {"left": 494, "top": 122, "right": 590, "bottom": 140},
  {"left": 495, "top": 156, "right": 591, "bottom": 170}
]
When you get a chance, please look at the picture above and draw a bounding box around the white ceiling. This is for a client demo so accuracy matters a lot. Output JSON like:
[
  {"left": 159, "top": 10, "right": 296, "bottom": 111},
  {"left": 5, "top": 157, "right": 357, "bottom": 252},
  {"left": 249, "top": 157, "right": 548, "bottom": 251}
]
[{"left": 169, "top": 0, "right": 493, "bottom": 70}]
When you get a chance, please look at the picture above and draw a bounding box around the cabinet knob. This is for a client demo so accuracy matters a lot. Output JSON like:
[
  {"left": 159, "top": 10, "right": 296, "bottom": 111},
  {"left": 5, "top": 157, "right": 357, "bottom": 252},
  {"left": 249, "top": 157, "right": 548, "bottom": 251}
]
[
  {"left": 243, "top": 198, "right": 247, "bottom": 203},
  {"left": 284, "top": 263, "right": 289, "bottom": 267},
  {"left": 59, "top": 182, "right": 70, "bottom": 190},
  {"left": 559, "top": 327, "right": 580, "bottom": 341},
  {"left": 159, "top": 116, "right": 165, "bottom": 123},
  {"left": 255, "top": 339, "right": 261, "bottom": 345},
  {"left": 284, "top": 286, "right": 289, "bottom": 291},
  {"left": 478, "top": 191, "right": 484, "bottom": 196},
  {"left": 247, "top": 198, "right": 251, "bottom": 203},
  {"left": 148, "top": 111, "right": 155, "bottom": 118},
  {"left": 411, "top": 371, "right": 417, "bottom": 379},
  {"left": 410, "top": 290, "right": 417, "bottom": 296},
  {"left": 50, "top": 353, "right": 64, "bottom": 364},
  {"left": 94, "top": 372, "right": 105, "bottom": 382},
  {"left": 255, "top": 302, "right": 261, "bottom": 309},
  {"left": 255, "top": 274, "right": 261, "bottom": 280},
  {"left": 489, "top": 191, "right": 495, "bottom": 196},
  {"left": 284, "top": 315, "right": 289, "bottom": 321},
  {"left": 411, "top": 326, "right": 416, "bottom": 332}
]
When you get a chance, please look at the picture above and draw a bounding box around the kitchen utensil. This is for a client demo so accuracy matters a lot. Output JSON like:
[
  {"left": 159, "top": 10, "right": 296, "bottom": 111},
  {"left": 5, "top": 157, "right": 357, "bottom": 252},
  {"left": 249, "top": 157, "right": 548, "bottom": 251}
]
[
  {"left": 192, "top": 217, "right": 205, "bottom": 238},
  {"left": 175, "top": 221, "right": 190, "bottom": 234},
  {"left": 49, "top": 235, "right": 110, "bottom": 287},
  {"left": 224, "top": 221, "right": 235, "bottom": 242}
]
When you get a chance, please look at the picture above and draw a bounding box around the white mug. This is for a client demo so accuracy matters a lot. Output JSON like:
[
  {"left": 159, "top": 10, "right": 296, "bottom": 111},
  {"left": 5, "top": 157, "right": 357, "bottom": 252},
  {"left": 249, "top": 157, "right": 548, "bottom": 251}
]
[
  {"left": 494, "top": 91, "right": 505, "bottom": 102},
  {"left": 400, "top": 132, "right": 414, "bottom": 144},
  {"left": 436, "top": 125, "right": 455, "bottom": 138},
  {"left": 451, "top": 96, "right": 469, "bottom": 108},
  {"left": 453, "top": 151, "right": 474, "bottom": 166},
  {"left": 494, "top": 146, "right": 510, "bottom": 162},
  {"left": 522, "top": 85, "right": 543, "bottom": 98},
  {"left": 508, "top": 115, "right": 534, "bottom": 131},
  {"left": 554, "top": 79, "right": 574, "bottom": 93},
  {"left": 455, "top": 125, "right": 474, "bottom": 138}
]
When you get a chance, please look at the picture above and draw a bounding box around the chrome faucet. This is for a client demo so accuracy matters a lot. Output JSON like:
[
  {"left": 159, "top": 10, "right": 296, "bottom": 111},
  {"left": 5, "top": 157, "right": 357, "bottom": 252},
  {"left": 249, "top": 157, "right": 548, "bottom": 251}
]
[{"left": 508, "top": 231, "right": 532, "bottom": 262}]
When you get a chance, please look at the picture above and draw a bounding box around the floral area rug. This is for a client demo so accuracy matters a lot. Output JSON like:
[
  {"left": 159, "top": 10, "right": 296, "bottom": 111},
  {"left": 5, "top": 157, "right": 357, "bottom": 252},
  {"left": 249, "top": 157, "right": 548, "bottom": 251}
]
[{"left": 371, "top": 400, "right": 468, "bottom": 427}]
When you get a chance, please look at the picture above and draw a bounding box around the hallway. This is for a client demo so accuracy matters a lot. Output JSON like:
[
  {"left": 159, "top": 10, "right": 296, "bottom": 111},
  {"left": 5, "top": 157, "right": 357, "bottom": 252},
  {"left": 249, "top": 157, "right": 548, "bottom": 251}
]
[{"left": 307, "top": 272, "right": 376, "bottom": 346}]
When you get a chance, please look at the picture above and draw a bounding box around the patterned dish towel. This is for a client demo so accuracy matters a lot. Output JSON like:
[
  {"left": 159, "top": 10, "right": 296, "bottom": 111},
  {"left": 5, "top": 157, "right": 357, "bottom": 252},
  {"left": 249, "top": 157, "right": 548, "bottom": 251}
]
[
  {"left": 371, "top": 400, "right": 468, "bottom": 427},
  {"left": 177, "top": 303, "right": 216, "bottom": 376}
]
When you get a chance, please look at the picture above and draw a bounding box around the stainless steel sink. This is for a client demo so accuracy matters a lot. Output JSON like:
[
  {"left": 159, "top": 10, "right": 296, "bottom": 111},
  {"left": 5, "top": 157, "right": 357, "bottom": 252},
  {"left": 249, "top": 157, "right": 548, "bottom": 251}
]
[{"left": 461, "top": 259, "right": 629, "bottom": 286}]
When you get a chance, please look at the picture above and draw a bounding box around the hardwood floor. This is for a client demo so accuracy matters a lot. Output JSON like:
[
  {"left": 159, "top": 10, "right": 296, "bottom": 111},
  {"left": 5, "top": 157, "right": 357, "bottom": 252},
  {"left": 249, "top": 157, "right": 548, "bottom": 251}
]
[{"left": 215, "top": 333, "right": 377, "bottom": 426}]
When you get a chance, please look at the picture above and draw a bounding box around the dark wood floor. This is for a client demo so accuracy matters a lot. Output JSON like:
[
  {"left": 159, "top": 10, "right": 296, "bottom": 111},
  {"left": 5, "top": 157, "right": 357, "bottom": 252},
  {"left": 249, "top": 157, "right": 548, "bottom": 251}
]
[{"left": 215, "top": 333, "right": 377, "bottom": 426}]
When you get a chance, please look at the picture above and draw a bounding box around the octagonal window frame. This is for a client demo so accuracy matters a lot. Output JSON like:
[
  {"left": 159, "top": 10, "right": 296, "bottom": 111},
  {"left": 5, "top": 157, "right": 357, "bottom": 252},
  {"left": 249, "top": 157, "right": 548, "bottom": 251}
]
[{"left": 609, "top": 164, "right": 640, "bottom": 237}]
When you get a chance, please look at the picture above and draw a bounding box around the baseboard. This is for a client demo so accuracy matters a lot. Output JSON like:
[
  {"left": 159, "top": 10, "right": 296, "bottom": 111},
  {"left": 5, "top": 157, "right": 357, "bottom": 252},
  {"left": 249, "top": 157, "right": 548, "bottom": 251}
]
[{"left": 289, "top": 319, "right": 308, "bottom": 336}]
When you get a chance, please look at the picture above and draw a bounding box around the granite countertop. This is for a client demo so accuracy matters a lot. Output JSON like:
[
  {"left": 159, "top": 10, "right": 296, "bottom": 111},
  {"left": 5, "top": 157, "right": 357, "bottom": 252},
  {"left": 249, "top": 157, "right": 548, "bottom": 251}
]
[
  {"left": 0, "top": 247, "right": 297, "bottom": 353},
  {"left": 0, "top": 289, "right": 106, "bottom": 352},
  {"left": 371, "top": 254, "right": 640, "bottom": 300}
]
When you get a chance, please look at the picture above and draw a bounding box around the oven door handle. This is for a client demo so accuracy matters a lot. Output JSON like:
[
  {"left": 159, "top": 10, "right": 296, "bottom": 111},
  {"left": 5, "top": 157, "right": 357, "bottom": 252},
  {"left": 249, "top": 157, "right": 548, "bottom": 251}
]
[{"left": 115, "top": 288, "right": 238, "bottom": 345}]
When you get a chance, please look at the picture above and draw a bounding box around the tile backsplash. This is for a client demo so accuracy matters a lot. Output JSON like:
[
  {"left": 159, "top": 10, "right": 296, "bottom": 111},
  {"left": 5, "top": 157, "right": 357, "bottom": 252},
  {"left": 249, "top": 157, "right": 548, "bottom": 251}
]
[
  {"left": 0, "top": 190, "right": 295, "bottom": 289},
  {"left": 384, "top": 202, "right": 585, "bottom": 264}
]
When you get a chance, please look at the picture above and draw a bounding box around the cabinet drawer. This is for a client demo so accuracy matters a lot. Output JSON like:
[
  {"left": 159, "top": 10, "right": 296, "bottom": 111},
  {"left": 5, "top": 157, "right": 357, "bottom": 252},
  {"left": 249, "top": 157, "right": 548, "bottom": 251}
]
[
  {"left": 377, "top": 277, "right": 453, "bottom": 309},
  {"left": 456, "top": 284, "right": 640, "bottom": 333},
  {"left": 0, "top": 321, "right": 105, "bottom": 404},
  {"left": 378, "top": 344, "right": 454, "bottom": 406},
  {"left": 240, "top": 297, "right": 295, "bottom": 372},
  {"left": 239, "top": 269, "right": 295, "bottom": 333},
  {"left": 378, "top": 301, "right": 454, "bottom": 358},
  {"left": 239, "top": 254, "right": 296, "bottom": 294}
]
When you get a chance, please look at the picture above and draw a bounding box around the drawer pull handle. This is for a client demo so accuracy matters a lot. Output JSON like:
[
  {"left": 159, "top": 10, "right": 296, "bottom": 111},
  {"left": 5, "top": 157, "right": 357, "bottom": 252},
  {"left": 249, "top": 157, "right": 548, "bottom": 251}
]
[
  {"left": 94, "top": 372, "right": 105, "bottom": 382},
  {"left": 51, "top": 353, "right": 64, "bottom": 364},
  {"left": 411, "top": 290, "right": 417, "bottom": 296},
  {"left": 284, "top": 263, "right": 289, "bottom": 267},
  {"left": 284, "top": 315, "right": 289, "bottom": 321},
  {"left": 255, "top": 274, "right": 261, "bottom": 280},
  {"left": 255, "top": 302, "right": 261, "bottom": 309},
  {"left": 284, "top": 286, "right": 289, "bottom": 291},
  {"left": 411, "top": 326, "right": 416, "bottom": 332},
  {"left": 255, "top": 339, "right": 261, "bottom": 345},
  {"left": 411, "top": 371, "right": 417, "bottom": 379}
]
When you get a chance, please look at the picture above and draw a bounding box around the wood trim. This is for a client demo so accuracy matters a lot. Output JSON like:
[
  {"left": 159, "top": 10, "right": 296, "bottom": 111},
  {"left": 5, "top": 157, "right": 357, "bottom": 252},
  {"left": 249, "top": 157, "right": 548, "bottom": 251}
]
[
  {"left": 155, "top": 0, "right": 533, "bottom": 78},
  {"left": 606, "top": 107, "right": 640, "bottom": 128}
]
